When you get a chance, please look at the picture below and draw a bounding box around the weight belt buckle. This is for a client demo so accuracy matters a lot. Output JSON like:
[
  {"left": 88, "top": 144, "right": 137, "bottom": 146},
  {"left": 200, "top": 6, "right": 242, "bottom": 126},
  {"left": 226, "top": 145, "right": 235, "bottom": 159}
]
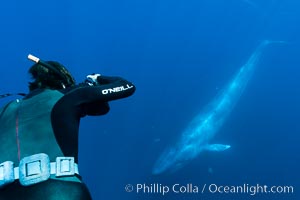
[
  {"left": 19, "top": 153, "right": 50, "bottom": 186},
  {"left": 56, "top": 157, "right": 75, "bottom": 177},
  {"left": 0, "top": 161, "right": 14, "bottom": 188}
]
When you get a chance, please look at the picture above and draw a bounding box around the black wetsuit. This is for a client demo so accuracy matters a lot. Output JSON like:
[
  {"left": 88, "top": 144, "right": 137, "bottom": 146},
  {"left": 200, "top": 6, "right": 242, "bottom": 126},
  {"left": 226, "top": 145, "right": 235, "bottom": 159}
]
[{"left": 0, "top": 75, "right": 135, "bottom": 200}]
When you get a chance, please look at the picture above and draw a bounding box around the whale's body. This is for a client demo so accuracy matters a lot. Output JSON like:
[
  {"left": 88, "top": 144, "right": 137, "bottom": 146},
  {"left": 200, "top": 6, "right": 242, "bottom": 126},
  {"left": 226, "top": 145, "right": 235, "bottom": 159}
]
[{"left": 153, "top": 40, "right": 273, "bottom": 175}]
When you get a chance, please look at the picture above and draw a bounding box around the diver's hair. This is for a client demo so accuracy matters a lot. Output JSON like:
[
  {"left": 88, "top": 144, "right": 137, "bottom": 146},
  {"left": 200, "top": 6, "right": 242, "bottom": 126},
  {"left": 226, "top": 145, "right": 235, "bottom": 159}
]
[{"left": 28, "top": 61, "right": 76, "bottom": 91}]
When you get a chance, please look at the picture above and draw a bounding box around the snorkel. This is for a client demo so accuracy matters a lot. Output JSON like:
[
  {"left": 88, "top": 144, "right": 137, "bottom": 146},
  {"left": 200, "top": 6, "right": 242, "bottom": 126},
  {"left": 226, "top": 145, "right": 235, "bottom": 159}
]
[
  {"left": 27, "top": 54, "right": 76, "bottom": 89},
  {"left": 1, "top": 55, "right": 75, "bottom": 99},
  {"left": 28, "top": 54, "right": 67, "bottom": 82}
]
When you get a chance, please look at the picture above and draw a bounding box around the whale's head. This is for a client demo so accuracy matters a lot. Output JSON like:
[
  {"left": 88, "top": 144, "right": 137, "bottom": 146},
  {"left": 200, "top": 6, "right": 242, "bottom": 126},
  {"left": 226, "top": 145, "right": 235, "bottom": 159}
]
[
  {"left": 152, "top": 144, "right": 201, "bottom": 175},
  {"left": 152, "top": 148, "right": 176, "bottom": 175}
]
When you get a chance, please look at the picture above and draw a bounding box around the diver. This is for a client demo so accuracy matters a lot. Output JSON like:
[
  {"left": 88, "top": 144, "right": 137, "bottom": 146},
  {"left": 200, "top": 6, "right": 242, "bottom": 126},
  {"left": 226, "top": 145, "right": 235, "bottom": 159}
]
[{"left": 0, "top": 55, "right": 136, "bottom": 200}]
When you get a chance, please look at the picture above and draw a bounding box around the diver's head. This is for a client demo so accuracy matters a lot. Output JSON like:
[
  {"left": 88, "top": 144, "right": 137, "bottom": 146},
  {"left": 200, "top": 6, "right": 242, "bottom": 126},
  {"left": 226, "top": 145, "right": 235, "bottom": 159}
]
[{"left": 28, "top": 61, "right": 76, "bottom": 91}]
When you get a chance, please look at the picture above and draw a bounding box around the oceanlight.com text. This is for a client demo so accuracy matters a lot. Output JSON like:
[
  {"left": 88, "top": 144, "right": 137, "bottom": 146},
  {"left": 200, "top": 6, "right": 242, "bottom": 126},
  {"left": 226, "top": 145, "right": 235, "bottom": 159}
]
[{"left": 207, "top": 183, "right": 294, "bottom": 196}]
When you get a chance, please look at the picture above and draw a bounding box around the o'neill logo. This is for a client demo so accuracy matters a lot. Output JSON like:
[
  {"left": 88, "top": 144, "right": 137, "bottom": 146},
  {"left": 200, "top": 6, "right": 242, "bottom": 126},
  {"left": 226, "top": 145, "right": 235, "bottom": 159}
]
[{"left": 102, "top": 84, "right": 134, "bottom": 95}]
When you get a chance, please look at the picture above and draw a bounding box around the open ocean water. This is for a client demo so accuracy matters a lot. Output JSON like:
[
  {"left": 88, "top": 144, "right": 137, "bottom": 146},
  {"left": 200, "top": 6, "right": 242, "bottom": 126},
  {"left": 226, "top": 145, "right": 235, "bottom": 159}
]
[{"left": 0, "top": 0, "right": 299, "bottom": 199}]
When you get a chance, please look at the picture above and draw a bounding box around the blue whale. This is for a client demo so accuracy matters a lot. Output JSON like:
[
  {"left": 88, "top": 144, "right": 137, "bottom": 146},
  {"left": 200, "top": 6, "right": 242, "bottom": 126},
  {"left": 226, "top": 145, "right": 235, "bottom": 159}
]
[{"left": 153, "top": 40, "right": 279, "bottom": 175}]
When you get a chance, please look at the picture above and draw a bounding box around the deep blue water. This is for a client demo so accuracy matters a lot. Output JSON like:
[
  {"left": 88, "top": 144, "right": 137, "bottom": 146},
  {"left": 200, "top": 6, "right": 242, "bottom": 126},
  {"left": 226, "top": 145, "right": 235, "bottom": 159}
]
[{"left": 1, "top": 0, "right": 299, "bottom": 199}]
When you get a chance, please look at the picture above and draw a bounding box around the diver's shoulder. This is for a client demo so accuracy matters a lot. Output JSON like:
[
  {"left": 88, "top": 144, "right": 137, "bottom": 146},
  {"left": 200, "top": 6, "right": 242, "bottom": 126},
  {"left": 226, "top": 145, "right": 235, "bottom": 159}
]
[{"left": 24, "top": 88, "right": 65, "bottom": 100}]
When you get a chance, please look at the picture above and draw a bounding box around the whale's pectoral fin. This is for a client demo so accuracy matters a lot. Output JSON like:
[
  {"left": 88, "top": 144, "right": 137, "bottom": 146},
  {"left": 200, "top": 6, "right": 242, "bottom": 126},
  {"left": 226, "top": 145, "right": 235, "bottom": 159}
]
[{"left": 204, "top": 144, "right": 231, "bottom": 152}]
